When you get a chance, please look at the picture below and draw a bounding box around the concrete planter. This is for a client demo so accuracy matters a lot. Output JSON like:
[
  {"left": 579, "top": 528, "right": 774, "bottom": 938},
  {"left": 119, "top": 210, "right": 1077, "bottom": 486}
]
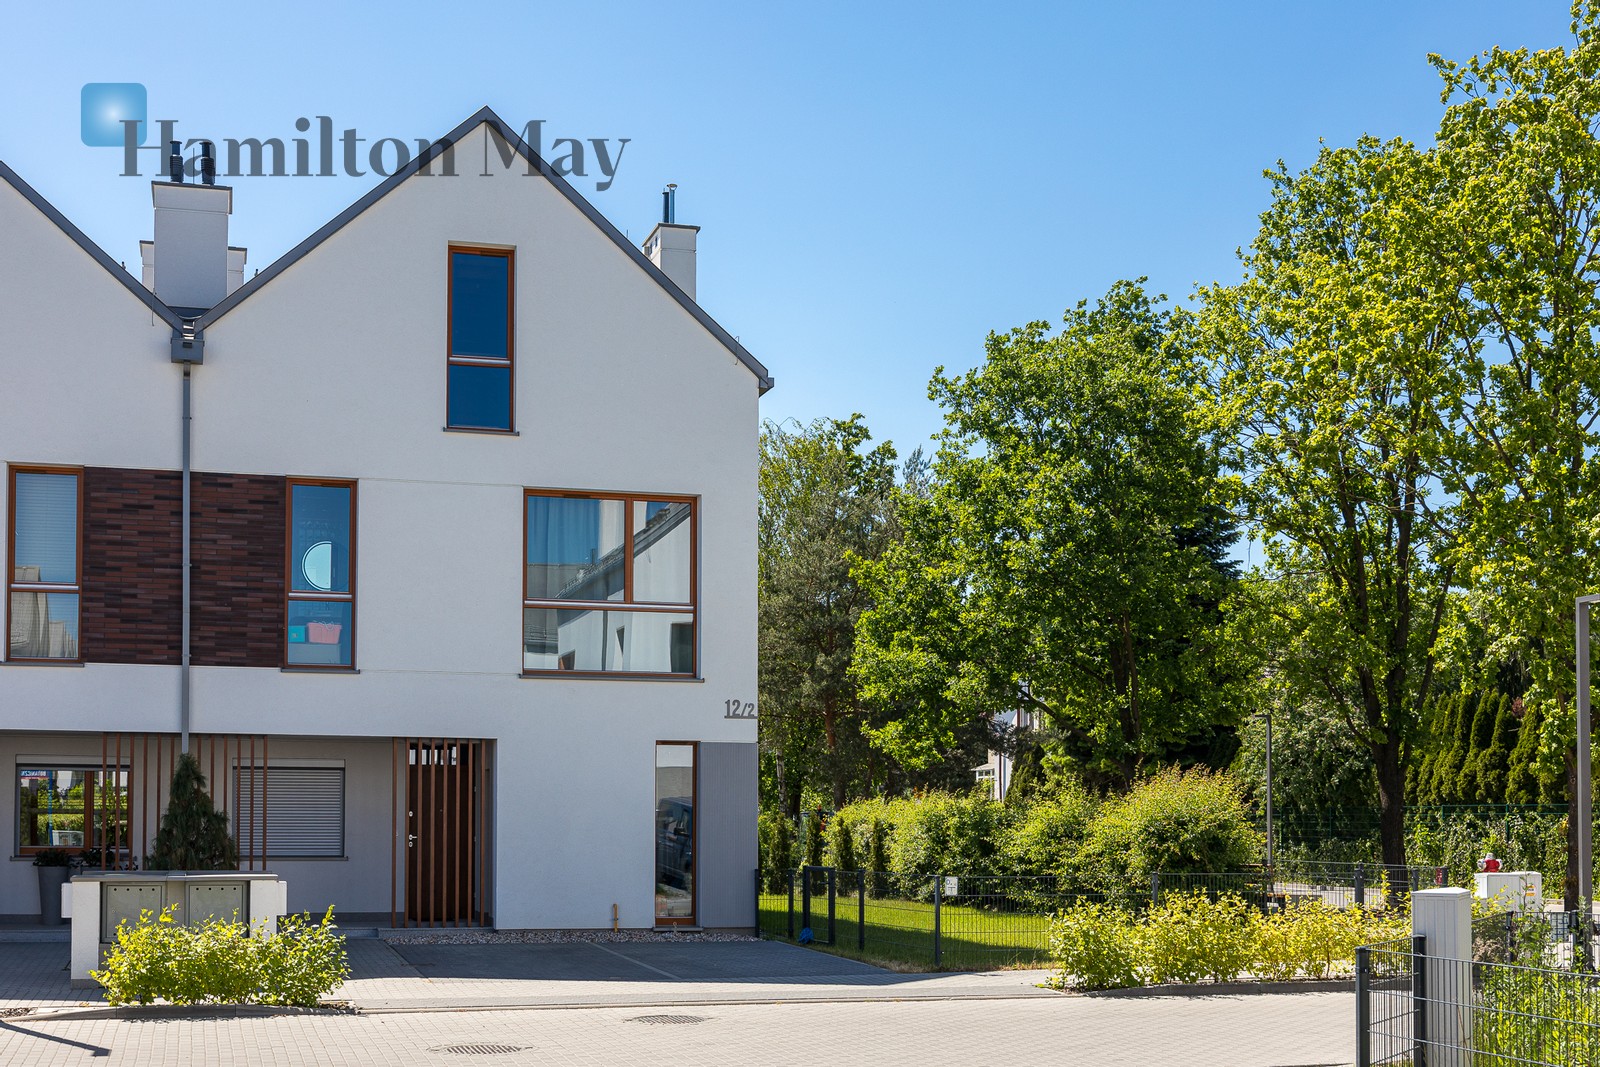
[{"left": 66, "top": 871, "right": 288, "bottom": 985}]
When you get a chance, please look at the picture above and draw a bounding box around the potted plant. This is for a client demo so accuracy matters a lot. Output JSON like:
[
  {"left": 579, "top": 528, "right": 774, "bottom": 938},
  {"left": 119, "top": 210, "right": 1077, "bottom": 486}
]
[{"left": 32, "top": 848, "right": 75, "bottom": 926}]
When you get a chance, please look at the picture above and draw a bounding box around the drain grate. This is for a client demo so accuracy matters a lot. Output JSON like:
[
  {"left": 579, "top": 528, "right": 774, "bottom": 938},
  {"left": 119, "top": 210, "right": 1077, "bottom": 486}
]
[
  {"left": 429, "top": 1044, "right": 528, "bottom": 1056},
  {"left": 0, "top": 1008, "right": 32, "bottom": 1018},
  {"left": 629, "top": 1014, "right": 707, "bottom": 1025}
]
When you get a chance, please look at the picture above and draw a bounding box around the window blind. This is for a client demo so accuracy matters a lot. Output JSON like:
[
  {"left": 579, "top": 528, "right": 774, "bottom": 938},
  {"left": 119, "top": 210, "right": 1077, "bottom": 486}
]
[{"left": 234, "top": 766, "right": 344, "bottom": 858}]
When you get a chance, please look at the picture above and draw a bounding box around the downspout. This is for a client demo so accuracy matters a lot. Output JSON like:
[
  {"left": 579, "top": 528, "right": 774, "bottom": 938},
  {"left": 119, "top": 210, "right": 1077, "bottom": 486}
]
[{"left": 181, "top": 363, "right": 192, "bottom": 754}]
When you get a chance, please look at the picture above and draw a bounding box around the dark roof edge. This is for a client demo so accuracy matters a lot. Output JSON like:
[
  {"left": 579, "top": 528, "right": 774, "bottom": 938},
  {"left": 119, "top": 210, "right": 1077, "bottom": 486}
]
[
  {"left": 0, "top": 158, "right": 184, "bottom": 329},
  {"left": 198, "top": 107, "right": 774, "bottom": 394}
]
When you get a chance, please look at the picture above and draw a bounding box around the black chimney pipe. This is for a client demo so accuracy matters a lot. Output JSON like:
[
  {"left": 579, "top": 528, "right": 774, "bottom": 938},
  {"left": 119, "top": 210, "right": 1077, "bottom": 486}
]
[
  {"left": 199, "top": 141, "right": 216, "bottom": 186},
  {"left": 168, "top": 141, "right": 184, "bottom": 183}
]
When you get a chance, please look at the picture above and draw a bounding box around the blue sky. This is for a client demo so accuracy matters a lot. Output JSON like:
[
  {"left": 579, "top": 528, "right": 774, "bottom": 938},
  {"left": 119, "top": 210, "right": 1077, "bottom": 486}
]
[{"left": 0, "top": 2, "right": 1574, "bottom": 458}]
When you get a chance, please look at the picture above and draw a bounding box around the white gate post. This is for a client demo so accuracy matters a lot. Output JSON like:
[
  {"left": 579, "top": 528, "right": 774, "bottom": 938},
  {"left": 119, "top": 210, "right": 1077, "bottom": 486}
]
[{"left": 1412, "top": 887, "right": 1473, "bottom": 1066}]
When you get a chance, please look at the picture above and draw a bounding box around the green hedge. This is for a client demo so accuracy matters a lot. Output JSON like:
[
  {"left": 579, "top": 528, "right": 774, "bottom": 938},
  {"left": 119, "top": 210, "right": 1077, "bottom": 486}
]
[{"left": 777, "top": 767, "right": 1259, "bottom": 895}]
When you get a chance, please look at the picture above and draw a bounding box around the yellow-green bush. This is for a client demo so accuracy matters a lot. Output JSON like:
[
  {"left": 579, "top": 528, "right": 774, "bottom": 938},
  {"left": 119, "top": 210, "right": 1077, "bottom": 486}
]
[
  {"left": 1049, "top": 891, "right": 1409, "bottom": 991},
  {"left": 91, "top": 906, "right": 348, "bottom": 1007},
  {"left": 1047, "top": 900, "right": 1144, "bottom": 991}
]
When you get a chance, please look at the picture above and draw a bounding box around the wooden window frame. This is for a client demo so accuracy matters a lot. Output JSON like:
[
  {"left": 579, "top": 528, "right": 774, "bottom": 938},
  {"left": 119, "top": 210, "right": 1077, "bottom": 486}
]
[
  {"left": 5, "top": 464, "right": 85, "bottom": 663},
  {"left": 284, "top": 478, "right": 357, "bottom": 670},
  {"left": 654, "top": 740, "right": 698, "bottom": 926},
  {"left": 446, "top": 246, "right": 516, "bottom": 432},
  {"left": 522, "top": 488, "right": 698, "bottom": 678},
  {"left": 15, "top": 765, "right": 125, "bottom": 856}
]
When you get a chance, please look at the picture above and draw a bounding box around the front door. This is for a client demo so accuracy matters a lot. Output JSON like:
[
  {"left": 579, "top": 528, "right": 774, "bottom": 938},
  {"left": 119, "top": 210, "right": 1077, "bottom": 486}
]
[{"left": 406, "top": 740, "right": 481, "bottom": 924}]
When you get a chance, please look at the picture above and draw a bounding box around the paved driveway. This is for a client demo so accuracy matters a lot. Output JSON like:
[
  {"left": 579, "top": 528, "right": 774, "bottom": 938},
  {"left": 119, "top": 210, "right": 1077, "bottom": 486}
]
[
  {"left": 0, "top": 938, "right": 1354, "bottom": 1065},
  {"left": 344, "top": 938, "right": 1060, "bottom": 1009}
]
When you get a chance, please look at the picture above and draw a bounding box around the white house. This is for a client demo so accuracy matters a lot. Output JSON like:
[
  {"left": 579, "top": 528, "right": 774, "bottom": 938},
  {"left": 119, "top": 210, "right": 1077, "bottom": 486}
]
[{"left": 0, "top": 108, "right": 770, "bottom": 930}]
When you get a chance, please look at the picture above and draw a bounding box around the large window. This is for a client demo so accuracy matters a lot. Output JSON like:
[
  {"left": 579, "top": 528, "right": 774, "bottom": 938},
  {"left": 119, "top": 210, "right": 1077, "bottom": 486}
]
[
  {"left": 7, "top": 467, "right": 81, "bottom": 661},
  {"left": 655, "top": 742, "right": 696, "bottom": 924},
  {"left": 523, "top": 491, "right": 696, "bottom": 675},
  {"left": 447, "top": 247, "right": 514, "bottom": 432},
  {"left": 286, "top": 480, "right": 355, "bottom": 668},
  {"left": 16, "top": 766, "right": 128, "bottom": 855}
]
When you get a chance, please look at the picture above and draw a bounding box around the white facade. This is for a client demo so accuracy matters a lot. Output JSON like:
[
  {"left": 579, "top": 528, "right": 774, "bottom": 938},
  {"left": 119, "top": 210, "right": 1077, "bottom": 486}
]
[{"left": 0, "top": 115, "right": 767, "bottom": 929}]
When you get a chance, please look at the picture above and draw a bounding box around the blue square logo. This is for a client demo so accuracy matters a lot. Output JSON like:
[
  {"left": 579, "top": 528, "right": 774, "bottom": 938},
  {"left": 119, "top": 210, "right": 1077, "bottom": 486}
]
[{"left": 81, "top": 83, "right": 147, "bottom": 147}]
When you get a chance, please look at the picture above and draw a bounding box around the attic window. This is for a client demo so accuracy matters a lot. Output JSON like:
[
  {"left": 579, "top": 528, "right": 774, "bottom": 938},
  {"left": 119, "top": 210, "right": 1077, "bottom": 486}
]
[{"left": 446, "top": 247, "right": 514, "bottom": 432}]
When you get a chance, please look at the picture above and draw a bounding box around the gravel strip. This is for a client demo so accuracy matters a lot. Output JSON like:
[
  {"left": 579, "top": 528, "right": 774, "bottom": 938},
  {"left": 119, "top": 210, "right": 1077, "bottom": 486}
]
[{"left": 383, "top": 929, "right": 760, "bottom": 945}]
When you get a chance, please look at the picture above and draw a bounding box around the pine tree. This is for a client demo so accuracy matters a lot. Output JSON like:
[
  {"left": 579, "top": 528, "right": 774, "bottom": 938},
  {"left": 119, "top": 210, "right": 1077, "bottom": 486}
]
[
  {"left": 1505, "top": 700, "right": 1543, "bottom": 805},
  {"left": 1428, "top": 693, "right": 1466, "bottom": 804},
  {"left": 1475, "top": 695, "right": 1519, "bottom": 802},
  {"left": 148, "top": 753, "right": 239, "bottom": 871}
]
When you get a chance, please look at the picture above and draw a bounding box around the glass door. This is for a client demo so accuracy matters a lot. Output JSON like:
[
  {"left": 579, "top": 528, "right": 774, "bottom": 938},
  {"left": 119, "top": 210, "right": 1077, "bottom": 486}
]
[{"left": 654, "top": 742, "right": 696, "bottom": 925}]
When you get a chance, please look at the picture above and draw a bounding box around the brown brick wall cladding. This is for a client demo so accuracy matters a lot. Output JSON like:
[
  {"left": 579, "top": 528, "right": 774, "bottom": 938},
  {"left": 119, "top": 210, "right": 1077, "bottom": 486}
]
[
  {"left": 189, "top": 472, "right": 286, "bottom": 667},
  {"left": 81, "top": 467, "right": 183, "bottom": 664}
]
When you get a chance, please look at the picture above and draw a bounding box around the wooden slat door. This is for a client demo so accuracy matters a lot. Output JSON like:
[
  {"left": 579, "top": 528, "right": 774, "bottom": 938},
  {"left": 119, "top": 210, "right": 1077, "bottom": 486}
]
[{"left": 401, "top": 739, "right": 485, "bottom": 926}]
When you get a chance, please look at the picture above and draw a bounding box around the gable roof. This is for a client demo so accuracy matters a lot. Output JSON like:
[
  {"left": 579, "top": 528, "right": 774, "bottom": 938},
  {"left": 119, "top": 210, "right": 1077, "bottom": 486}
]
[
  {"left": 0, "top": 158, "right": 185, "bottom": 329},
  {"left": 199, "top": 107, "right": 773, "bottom": 393}
]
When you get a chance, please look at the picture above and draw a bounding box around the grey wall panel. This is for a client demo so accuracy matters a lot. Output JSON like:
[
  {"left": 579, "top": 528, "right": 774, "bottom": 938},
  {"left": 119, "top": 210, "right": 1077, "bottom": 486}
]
[{"left": 697, "top": 742, "right": 758, "bottom": 929}]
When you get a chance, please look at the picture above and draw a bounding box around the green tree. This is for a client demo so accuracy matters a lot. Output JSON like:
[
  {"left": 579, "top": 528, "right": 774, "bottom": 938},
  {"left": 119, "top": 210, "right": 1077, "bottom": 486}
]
[
  {"left": 1419, "top": 6, "right": 1600, "bottom": 903},
  {"left": 1204, "top": 137, "right": 1460, "bottom": 869},
  {"left": 1476, "top": 695, "right": 1522, "bottom": 803},
  {"left": 758, "top": 416, "right": 900, "bottom": 814},
  {"left": 854, "top": 282, "right": 1245, "bottom": 787},
  {"left": 148, "top": 753, "right": 238, "bottom": 872}
]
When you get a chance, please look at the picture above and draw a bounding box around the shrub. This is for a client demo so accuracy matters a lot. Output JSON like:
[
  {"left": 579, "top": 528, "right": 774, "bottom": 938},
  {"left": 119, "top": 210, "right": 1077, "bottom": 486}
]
[
  {"left": 996, "top": 780, "right": 1098, "bottom": 879},
  {"left": 1142, "top": 892, "right": 1257, "bottom": 985},
  {"left": 1079, "top": 767, "right": 1262, "bottom": 890},
  {"left": 757, "top": 810, "right": 795, "bottom": 892},
  {"left": 91, "top": 906, "right": 347, "bottom": 1007},
  {"left": 883, "top": 791, "right": 1006, "bottom": 889},
  {"left": 1048, "top": 901, "right": 1144, "bottom": 991},
  {"left": 1049, "top": 892, "right": 1403, "bottom": 991}
]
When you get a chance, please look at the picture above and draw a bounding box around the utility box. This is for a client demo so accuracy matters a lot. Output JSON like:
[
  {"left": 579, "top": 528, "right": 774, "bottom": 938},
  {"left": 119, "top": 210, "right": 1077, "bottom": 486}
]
[
  {"left": 68, "top": 871, "right": 288, "bottom": 985},
  {"left": 1474, "top": 870, "right": 1544, "bottom": 915}
]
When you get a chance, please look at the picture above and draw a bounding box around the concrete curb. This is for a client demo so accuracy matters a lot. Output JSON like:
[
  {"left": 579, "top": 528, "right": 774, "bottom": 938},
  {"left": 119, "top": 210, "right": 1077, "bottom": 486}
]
[
  {"left": 1077, "top": 977, "right": 1355, "bottom": 998},
  {"left": 15, "top": 1002, "right": 355, "bottom": 1022}
]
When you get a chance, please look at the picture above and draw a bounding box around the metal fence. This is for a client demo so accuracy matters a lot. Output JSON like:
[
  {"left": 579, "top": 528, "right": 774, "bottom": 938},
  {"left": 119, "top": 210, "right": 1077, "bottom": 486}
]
[
  {"left": 1358, "top": 916, "right": 1600, "bottom": 1067},
  {"left": 1154, "top": 862, "right": 1445, "bottom": 912},
  {"left": 756, "top": 867, "right": 1112, "bottom": 969}
]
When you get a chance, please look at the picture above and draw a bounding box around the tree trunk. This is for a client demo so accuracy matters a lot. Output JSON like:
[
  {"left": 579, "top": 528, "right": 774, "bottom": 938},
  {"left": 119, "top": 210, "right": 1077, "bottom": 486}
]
[{"left": 1373, "top": 740, "right": 1407, "bottom": 871}]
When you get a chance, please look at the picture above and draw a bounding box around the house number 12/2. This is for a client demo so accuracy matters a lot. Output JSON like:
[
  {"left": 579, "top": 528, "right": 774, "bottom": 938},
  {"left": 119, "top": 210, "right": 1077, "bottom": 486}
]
[{"left": 724, "top": 698, "right": 757, "bottom": 719}]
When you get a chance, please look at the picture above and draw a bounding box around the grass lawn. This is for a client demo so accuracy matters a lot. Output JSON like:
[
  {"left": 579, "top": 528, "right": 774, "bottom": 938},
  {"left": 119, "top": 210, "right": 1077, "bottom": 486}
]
[{"left": 758, "top": 888, "right": 1058, "bottom": 971}]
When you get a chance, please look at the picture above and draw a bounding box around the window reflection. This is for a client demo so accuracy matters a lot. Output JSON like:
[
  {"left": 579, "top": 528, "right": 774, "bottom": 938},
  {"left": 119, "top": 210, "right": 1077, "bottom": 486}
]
[{"left": 655, "top": 743, "right": 695, "bottom": 922}]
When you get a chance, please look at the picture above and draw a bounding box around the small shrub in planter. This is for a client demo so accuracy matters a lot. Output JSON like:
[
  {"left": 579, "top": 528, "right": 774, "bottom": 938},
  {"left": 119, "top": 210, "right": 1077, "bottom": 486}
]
[{"left": 91, "top": 905, "right": 348, "bottom": 1007}]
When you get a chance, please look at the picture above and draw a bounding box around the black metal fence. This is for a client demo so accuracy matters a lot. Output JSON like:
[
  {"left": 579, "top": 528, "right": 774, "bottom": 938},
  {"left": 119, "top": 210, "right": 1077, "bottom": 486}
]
[
  {"left": 1153, "top": 862, "right": 1445, "bottom": 912},
  {"left": 1358, "top": 916, "right": 1600, "bottom": 1067},
  {"left": 756, "top": 867, "right": 1113, "bottom": 969}
]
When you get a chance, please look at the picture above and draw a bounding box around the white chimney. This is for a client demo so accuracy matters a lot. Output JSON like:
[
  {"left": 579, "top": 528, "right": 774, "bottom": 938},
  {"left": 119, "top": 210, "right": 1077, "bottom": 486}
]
[
  {"left": 145, "top": 141, "right": 236, "bottom": 310},
  {"left": 227, "top": 246, "right": 248, "bottom": 296},
  {"left": 643, "top": 184, "right": 698, "bottom": 301}
]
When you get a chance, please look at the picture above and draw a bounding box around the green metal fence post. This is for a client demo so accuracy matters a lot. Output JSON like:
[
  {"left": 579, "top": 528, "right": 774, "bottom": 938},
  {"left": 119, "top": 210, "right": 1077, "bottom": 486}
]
[
  {"left": 1354, "top": 863, "right": 1365, "bottom": 909},
  {"left": 932, "top": 874, "right": 943, "bottom": 969}
]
